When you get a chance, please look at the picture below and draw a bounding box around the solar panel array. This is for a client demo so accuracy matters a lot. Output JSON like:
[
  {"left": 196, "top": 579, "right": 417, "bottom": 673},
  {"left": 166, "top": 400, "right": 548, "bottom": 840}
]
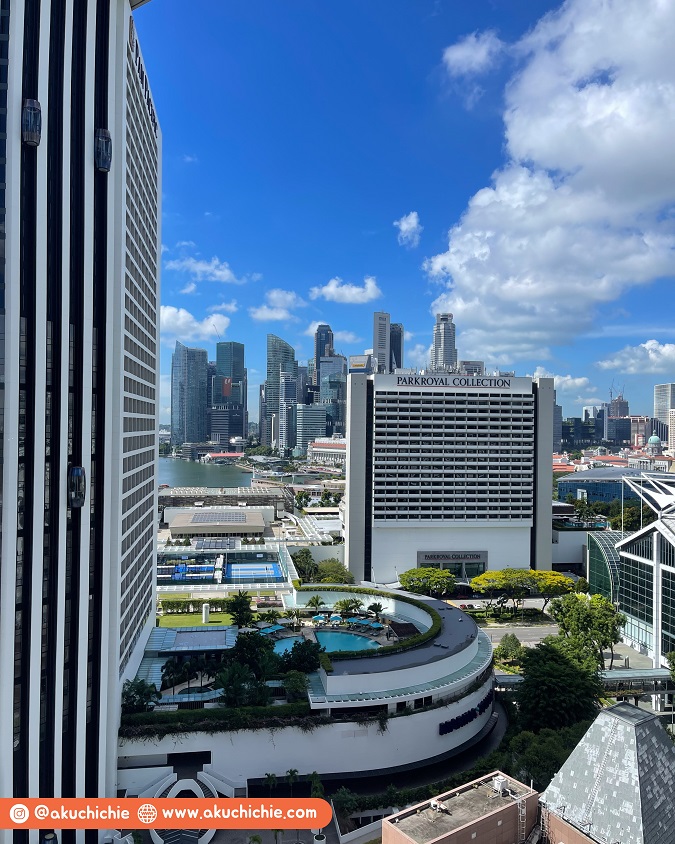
[
  {"left": 195, "top": 539, "right": 237, "bottom": 550},
  {"left": 190, "top": 512, "right": 247, "bottom": 523}
]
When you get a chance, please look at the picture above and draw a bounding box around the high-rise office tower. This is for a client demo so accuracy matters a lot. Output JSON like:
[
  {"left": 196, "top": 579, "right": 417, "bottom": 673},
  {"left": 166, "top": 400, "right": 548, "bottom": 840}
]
[
  {"left": 214, "top": 341, "right": 246, "bottom": 440},
  {"left": 654, "top": 384, "right": 675, "bottom": 425},
  {"left": 459, "top": 360, "right": 485, "bottom": 376},
  {"left": 313, "top": 323, "right": 334, "bottom": 386},
  {"left": 0, "top": 2, "right": 160, "bottom": 822},
  {"left": 609, "top": 393, "right": 629, "bottom": 418},
  {"left": 278, "top": 370, "right": 298, "bottom": 455},
  {"left": 373, "top": 311, "right": 391, "bottom": 374},
  {"left": 430, "top": 313, "right": 457, "bottom": 371},
  {"left": 259, "top": 383, "right": 268, "bottom": 445},
  {"left": 390, "top": 322, "right": 404, "bottom": 371},
  {"left": 171, "top": 341, "right": 208, "bottom": 444},
  {"left": 263, "top": 334, "right": 297, "bottom": 446},
  {"left": 296, "top": 404, "right": 328, "bottom": 456}
]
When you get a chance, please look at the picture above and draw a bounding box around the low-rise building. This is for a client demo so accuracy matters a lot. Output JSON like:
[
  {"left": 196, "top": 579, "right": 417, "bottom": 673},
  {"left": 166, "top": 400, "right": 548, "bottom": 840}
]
[
  {"left": 307, "top": 437, "right": 347, "bottom": 466},
  {"left": 382, "top": 773, "right": 538, "bottom": 844}
]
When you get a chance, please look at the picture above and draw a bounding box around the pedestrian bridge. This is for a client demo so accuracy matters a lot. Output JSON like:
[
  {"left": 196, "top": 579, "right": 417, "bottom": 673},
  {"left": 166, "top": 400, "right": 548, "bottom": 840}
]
[{"left": 496, "top": 668, "right": 675, "bottom": 698}]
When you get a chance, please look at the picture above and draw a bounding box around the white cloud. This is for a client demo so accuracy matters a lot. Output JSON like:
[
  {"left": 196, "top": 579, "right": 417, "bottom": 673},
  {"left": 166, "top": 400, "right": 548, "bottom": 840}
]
[
  {"left": 532, "top": 365, "right": 594, "bottom": 393},
  {"left": 393, "top": 211, "right": 423, "bottom": 248},
  {"left": 443, "top": 30, "right": 504, "bottom": 77},
  {"left": 182, "top": 154, "right": 198, "bottom": 163},
  {"left": 159, "top": 373, "right": 171, "bottom": 424},
  {"left": 176, "top": 240, "right": 196, "bottom": 248},
  {"left": 428, "top": 0, "right": 675, "bottom": 363},
  {"left": 404, "top": 330, "right": 415, "bottom": 341},
  {"left": 207, "top": 300, "right": 238, "bottom": 313},
  {"left": 309, "top": 275, "right": 382, "bottom": 304},
  {"left": 597, "top": 339, "right": 675, "bottom": 374},
  {"left": 161, "top": 243, "right": 169, "bottom": 254},
  {"left": 165, "top": 255, "right": 254, "bottom": 285},
  {"left": 160, "top": 305, "right": 230, "bottom": 342},
  {"left": 302, "top": 322, "right": 362, "bottom": 344},
  {"left": 407, "top": 343, "right": 432, "bottom": 369},
  {"left": 334, "top": 330, "right": 362, "bottom": 344},
  {"left": 249, "top": 289, "right": 306, "bottom": 322},
  {"left": 179, "top": 282, "right": 197, "bottom": 295}
]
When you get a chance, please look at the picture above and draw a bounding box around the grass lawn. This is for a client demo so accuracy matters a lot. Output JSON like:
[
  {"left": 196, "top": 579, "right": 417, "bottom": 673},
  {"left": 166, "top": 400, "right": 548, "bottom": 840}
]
[
  {"left": 158, "top": 592, "right": 190, "bottom": 600},
  {"left": 159, "top": 612, "right": 234, "bottom": 627}
]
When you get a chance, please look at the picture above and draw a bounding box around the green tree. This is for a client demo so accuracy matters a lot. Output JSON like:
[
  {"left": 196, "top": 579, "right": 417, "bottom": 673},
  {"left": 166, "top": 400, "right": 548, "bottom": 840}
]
[
  {"left": 225, "top": 590, "right": 255, "bottom": 628},
  {"left": 470, "top": 571, "right": 505, "bottom": 615},
  {"left": 230, "top": 632, "right": 280, "bottom": 679},
  {"left": 531, "top": 571, "right": 575, "bottom": 613},
  {"left": 295, "top": 490, "right": 311, "bottom": 510},
  {"left": 306, "top": 595, "right": 326, "bottom": 613},
  {"left": 317, "top": 558, "right": 354, "bottom": 584},
  {"left": 161, "top": 657, "right": 181, "bottom": 694},
  {"left": 494, "top": 633, "right": 524, "bottom": 663},
  {"left": 286, "top": 768, "right": 299, "bottom": 798},
  {"left": 121, "top": 678, "right": 160, "bottom": 714},
  {"left": 261, "top": 609, "right": 281, "bottom": 624},
  {"left": 283, "top": 608, "right": 302, "bottom": 631},
  {"left": 308, "top": 771, "right": 325, "bottom": 799},
  {"left": 517, "top": 643, "right": 601, "bottom": 731},
  {"left": 509, "top": 722, "right": 593, "bottom": 790},
  {"left": 291, "top": 548, "right": 319, "bottom": 582},
  {"left": 283, "top": 670, "right": 310, "bottom": 702},
  {"left": 398, "top": 567, "right": 455, "bottom": 597},
  {"left": 549, "top": 593, "right": 626, "bottom": 669},
  {"left": 281, "top": 639, "right": 324, "bottom": 673},
  {"left": 319, "top": 489, "right": 333, "bottom": 507},
  {"left": 215, "top": 662, "right": 254, "bottom": 707},
  {"left": 471, "top": 569, "right": 537, "bottom": 615},
  {"left": 367, "top": 602, "right": 385, "bottom": 621},
  {"left": 263, "top": 772, "right": 278, "bottom": 797},
  {"left": 575, "top": 577, "right": 590, "bottom": 594}
]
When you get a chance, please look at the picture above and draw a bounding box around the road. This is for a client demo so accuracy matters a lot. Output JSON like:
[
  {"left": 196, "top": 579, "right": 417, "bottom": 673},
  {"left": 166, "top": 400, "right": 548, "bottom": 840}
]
[{"left": 484, "top": 624, "right": 559, "bottom": 645}]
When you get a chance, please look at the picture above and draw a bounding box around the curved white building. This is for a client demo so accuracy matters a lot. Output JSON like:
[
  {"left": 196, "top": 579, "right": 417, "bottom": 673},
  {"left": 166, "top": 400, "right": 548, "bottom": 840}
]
[{"left": 118, "top": 591, "right": 495, "bottom": 794}]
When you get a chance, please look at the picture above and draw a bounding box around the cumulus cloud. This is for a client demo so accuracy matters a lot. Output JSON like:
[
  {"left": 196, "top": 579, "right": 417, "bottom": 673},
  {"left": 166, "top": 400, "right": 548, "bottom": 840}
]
[
  {"left": 175, "top": 240, "right": 196, "bottom": 248},
  {"left": 597, "top": 339, "right": 675, "bottom": 374},
  {"left": 428, "top": 0, "right": 675, "bottom": 363},
  {"left": 303, "top": 321, "right": 362, "bottom": 344},
  {"left": 249, "top": 289, "right": 306, "bottom": 322},
  {"left": 182, "top": 154, "right": 198, "bottom": 163},
  {"left": 179, "top": 282, "right": 197, "bottom": 295},
  {"left": 207, "top": 300, "right": 238, "bottom": 313},
  {"left": 160, "top": 306, "right": 230, "bottom": 342},
  {"left": 532, "top": 366, "right": 595, "bottom": 393},
  {"left": 404, "top": 330, "right": 415, "bottom": 341},
  {"left": 309, "top": 276, "right": 382, "bottom": 304},
  {"left": 393, "top": 211, "right": 423, "bottom": 248},
  {"left": 407, "top": 343, "right": 433, "bottom": 369},
  {"left": 443, "top": 30, "right": 505, "bottom": 77},
  {"left": 165, "top": 255, "right": 253, "bottom": 285}
]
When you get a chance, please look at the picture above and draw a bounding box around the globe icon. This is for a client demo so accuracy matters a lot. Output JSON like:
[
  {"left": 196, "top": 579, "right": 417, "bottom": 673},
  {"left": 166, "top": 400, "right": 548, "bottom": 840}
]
[{"left": 137, "top": 804, "right": 158, "bottom": 825}]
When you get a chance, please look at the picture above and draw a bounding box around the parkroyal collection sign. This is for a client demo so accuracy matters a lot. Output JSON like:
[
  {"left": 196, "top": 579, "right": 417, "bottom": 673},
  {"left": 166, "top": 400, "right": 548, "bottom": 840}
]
[
  {"left": 418, "top": 551, "right": 488, "bottom": 566},
  {"left": 371, "top": 374, "right": 534, "bottom": 392}
]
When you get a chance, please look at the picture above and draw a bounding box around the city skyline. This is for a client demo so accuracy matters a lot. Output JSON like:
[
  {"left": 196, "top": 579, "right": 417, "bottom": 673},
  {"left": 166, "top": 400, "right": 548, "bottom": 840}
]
[{"left": 132, "top": 0, "right": 675, "bottom": 424}]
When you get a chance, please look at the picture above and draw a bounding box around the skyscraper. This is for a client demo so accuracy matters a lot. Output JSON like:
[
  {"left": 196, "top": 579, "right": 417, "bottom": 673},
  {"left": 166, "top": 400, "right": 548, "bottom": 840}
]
[
  {"left": 373, "top": 311, "right": 391, "bottom": 373},
  {"left": 279, "top": 370, "right": 298, "bottom": 454},
  {"left": 430, "top": 313, "right": 457, "bottom": 371},
  {"left": 214, "top": 341, "right": 247, "bottom": 440},
  {"left": 263, "top": 334, "right": 297, "bottom": 446},
  {"left": 313, "top": 323, "right": 334, "bottom": 386},
  {"left": 296, "top": 404, "right": 328, "bottom": 456},
  {"left": 654, "top": 383, "right": 675, "bottom": 425},
  {"left": 390, "top": 323, "right": 404, "bottom": 371},
  {"left": 0, "top": 1, "right": 160, "bottom": 819},
  {"left": 171, "top": 341, "right": 208, "bottom": 444}
]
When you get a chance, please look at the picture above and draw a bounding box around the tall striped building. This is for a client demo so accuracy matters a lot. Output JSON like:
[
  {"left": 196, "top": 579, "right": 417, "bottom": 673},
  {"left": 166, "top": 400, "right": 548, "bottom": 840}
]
[{"left": 0, "top": 1, "right": 160, "bottom": 838}]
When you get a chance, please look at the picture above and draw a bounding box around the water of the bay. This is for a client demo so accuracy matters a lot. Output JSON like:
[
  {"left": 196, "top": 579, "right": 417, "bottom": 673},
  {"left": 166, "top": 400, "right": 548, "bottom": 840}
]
[{"left": 157, "top": 457, "right": 253, "bottom": 488}]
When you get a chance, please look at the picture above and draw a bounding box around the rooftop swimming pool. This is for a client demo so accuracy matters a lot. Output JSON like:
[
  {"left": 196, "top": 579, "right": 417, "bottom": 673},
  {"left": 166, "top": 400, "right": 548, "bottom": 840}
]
[{"left": 315, "top": 631, "right": 381, "bottom": 652}]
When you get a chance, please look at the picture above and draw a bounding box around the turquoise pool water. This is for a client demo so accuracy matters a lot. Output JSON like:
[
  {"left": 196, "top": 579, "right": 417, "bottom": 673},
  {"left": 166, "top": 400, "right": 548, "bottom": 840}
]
[
  {"left": 315, "top": 631, "right": 381, "bottom": 652},
  {"left": 273, "top": 635, "right": 302, "bottom": 654}
]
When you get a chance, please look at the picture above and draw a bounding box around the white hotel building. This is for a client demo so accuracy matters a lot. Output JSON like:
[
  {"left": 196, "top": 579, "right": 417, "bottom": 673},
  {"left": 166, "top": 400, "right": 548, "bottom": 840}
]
[
  {"left": 0, "top": 1, "right": 159, "bottom": 837},
  {"left": 345, "top": 373, "right": 554, "bottom": 583}
]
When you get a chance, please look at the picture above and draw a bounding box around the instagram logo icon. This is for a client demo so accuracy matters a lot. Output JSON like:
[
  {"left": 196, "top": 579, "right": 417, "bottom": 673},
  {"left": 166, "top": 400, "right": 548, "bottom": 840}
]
[{"left": 9, "top": 804, "right": 30, "bottom": 824}]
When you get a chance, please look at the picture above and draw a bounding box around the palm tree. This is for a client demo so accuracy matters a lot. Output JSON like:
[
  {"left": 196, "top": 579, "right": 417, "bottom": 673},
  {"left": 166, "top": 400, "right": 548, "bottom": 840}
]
[
  {"left": 195, "top": 654, "right": 208, "bottom": 690},
  {"left": 306, "top": 595, "right": 325, "bottom": 613},
  {"left": 262, "top": 609, "right": 281, "bottom": 624},
  {"left": 183, "top": 656, "right": 196, "bottom": 692},
  {"left": 308, "top": 771, "right": 324, "bottom": 799},
  {"left": 345, "top": 598, "right": 364, "bottom": 615},
  {"left": 367, "top": 602, "right": 384, "bottom": 621},
  {"left": 161, "top": 657, "right": 180, "bottom": 694},
  {"left": 286, "top": 768, "right": 299, "bottom": 798},
  {"left": 263, "top": 772, "right": 278, "bottom": 797},
  {"left": 284, "top": 609, "right": 302, "bottom": 631}
]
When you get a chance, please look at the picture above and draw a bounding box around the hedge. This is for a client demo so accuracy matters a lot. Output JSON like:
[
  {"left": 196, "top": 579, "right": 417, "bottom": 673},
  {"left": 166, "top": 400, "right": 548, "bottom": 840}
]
[
  {"left": 296, "top": 585, "right": 442, "bottom": 659},
  {"left": 158, "top": 598, "right": 233, "bottom": 614}
]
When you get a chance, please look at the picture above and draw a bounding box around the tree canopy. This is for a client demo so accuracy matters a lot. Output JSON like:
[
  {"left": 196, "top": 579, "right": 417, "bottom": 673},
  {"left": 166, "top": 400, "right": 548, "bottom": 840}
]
[
  {"left": 316, "top": 558, "right": 354, "bottom": 584},
  {"left": 280, "top": 638, "right": 324, "bottom": 673},
  {"left": 517, "top": 642, "right": 601, "bottom": 731},
  {"left": 291, "top": 548, "right": 319, "bottom": 582},
  {"left": 549, "top": 593, "right": 626, "bottom": 669},
  {"left": 121, "top": 678, "right": 160, "bottom": 714},
  {"left": 531, "top": 571, "right": 575, "bottom": 611},
  {"left": 225, "top": 590, "right": 255, "bottom": 628},
  {"left": 398, "top": 567, "right": 455, "bottom": 596}
]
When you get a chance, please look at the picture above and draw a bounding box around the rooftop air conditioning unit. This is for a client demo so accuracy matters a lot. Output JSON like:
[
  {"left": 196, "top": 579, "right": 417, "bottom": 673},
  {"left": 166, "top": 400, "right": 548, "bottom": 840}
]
[{"left": 492, "top": 775, "right": 507, "bottom": 795}]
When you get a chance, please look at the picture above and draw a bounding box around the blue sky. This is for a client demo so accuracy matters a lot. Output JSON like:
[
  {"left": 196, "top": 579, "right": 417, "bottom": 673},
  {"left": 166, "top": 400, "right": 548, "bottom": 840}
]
[{"left": 134, "top": 0, "right": 675, "bottom": 424}]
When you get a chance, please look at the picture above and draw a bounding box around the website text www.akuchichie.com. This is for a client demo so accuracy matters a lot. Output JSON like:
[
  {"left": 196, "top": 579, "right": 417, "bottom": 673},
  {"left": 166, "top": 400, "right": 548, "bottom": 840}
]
[{"left": 0, "top": 798, "right": 333, "bottom": 830}]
